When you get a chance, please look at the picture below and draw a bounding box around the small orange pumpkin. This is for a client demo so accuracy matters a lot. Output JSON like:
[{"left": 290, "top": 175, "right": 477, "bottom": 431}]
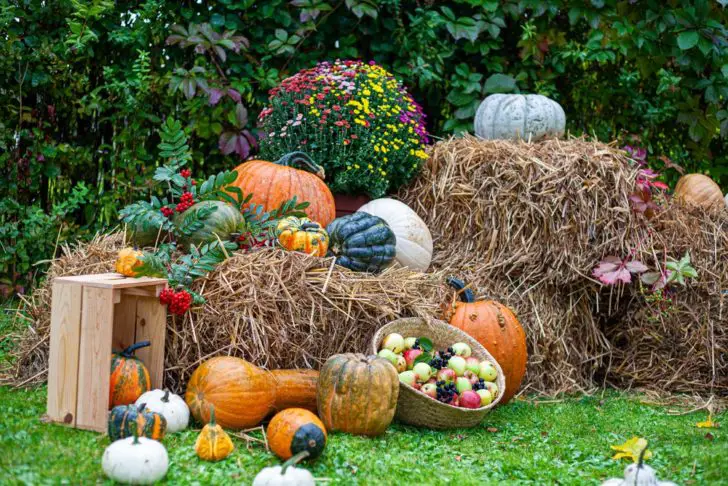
[
  {"left": 276, "top": 217, "right": 329, "bottom": 257},
  {"left": 110, "top": 341, "right": 152, "bottom": 408},
  {"left": 673, "top": 174, "right": 724, "bottom": 210},
  {"left": 443, "top": 278, "right": 526, "bottom": 405},
  {"left": 267, "top": 408, "right": 326, "bottom": 461},
  {"left": 229, "top": 152, "right": 336, "bottom": 226},
  {"left": 115, "top": 248, "right": 144, "bottom": 277}
]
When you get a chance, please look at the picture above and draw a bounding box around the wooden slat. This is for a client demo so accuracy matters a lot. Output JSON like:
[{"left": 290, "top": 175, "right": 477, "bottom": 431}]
[
  {"left": 112, "top": 294, "right": 138, "bottom": 353},
  {"left": 47, "top": 282, "right": 82, "bottom": 426},
  {"left": 135, "top": 297, "right": 166, "bottom": 389},
  {"left": 55, "top": 274, "right": 167, "bottom": 289},
  {"left": 76, "top": 286, "right": 114, "bottom": 432}
]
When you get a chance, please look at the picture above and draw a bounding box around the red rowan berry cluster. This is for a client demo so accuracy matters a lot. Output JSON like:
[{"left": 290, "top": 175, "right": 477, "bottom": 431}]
[
  {"left": 159, "top": 288, "right": 192, "bottom": 315},
  {"left": 160, "top": 206, "right": 175, "bottom": 218},
  {"left": 180, "top": 168, "right": 191, "bottom": 178},
  {"left": 175, "top": 192, "right": 195, "bottom": 213}
]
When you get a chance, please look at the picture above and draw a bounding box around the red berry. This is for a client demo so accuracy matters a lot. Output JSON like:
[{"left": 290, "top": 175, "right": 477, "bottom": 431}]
[
  {"left": 180, "top": 169, "right": 191, "bottom": 178},
  {"left": 160, "top": 207, "right": 175, "bottom": 218}
]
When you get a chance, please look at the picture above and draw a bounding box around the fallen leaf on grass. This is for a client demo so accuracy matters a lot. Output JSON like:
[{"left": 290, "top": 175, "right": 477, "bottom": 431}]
[
  {"left": 455, "top": 455, "right": 461, "bottom": 462},
  {"left": 610, "top": 436, "right": 652, "bottom": 462},
  {"left": 705, "top": 432, "right": 714, "bottom": 441},
  {"left": 696, "top": 414, "right": 719, "bottom": 428},
  {"left": 486, "top": 427, "right": 498, "bottom": 433}
]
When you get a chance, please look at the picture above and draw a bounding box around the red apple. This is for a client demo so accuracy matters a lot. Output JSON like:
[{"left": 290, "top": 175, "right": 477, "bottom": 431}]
[
  {"left": 426, "top": 377, "right": 437, "bottom": 385},
  {"left": 382, "top": 333, "right": 405, "bottom": 353},
  {"left": 421, "top": 383, "right": 437, "bottom": 399},
  {"left": 483, "top": 381, "right": 499, "bottom": 398},
  {"left": 403, "top": 348, "right": 423, "bottom": 369},
  {"left": 447, "top": 356, "right": 467, "bottom": 376},
  {"left": 395, "top": 355, "right": 407, "bottom": 373},
  {"left": 452, "top": 342, "right": 472, "bottom": 357},
  {"left": 478, "top": 361, "right": 498, "bottom": 382},
  {"left": 413, "top": 362, "right": 432, "bottom": 382},
  {"left": 449, "top": 393, "right": 460, "bottom": 407},
  {"left": 413, "top": 383, "right": 422, "bottom": 391},
  {"left": 456, "top": 377, "right": 472, "bottom": 394},
  {"left": 476, "top": 389, "right": 493, "bottom": 406},
  {"left": 464, "top": 370, "right": 479, "bottom": 385},
  {"left": 460, "top": 390, "right": 481, "bottom": 409},
  {"left": 436, "top": 368, "right": 456, "bottom": 384}
]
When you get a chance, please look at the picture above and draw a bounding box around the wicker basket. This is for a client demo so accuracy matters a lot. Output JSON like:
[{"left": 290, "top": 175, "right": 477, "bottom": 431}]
[{"left": 370, "top": 317, "right": 506, "bottom": 429}]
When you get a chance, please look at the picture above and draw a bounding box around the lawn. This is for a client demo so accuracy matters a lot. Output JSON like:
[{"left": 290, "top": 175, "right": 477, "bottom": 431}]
[{"left": 0, "top": 386, "right": 724, "bottom": 485}]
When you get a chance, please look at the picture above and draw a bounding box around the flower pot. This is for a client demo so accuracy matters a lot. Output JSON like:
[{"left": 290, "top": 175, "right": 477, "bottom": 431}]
[{"left": 334, "top": 194, "right": 371, "bottom": 218}]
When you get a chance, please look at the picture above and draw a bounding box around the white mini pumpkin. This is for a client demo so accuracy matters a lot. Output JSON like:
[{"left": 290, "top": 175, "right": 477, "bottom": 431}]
[
  {"left": 474, "top": 93, "right": 565, "bottom": 141},
  {"left": 601, "top": 462, "right": 677, "bottom": 486},
  {"left": 357, "top": 198, "right": 433, "bottom": 272},
  {"left": 102, "top": 435, "right": 169, "bottom": 485},
  {"left": 135, "top": 389, "right": 189, "bottom": 433},
  {"left": 252, "top": 464, "right": 315, "bottom": 486}
]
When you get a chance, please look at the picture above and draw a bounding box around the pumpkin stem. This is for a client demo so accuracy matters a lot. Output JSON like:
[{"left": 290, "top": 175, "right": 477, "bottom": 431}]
[
  {"left": 208, "top": 404, "right": 216, "bottom": 426},
  {"left": 446, "top": 276, "right": 476, "bottom": 303},
  {"left": 131, "top": 424, "right": 140, "bottom": 445},
  {"left": 301, "top": 222, "right": 321, "bottom": 231},
  {"left": 137, "top": 402, "right": 147, "bottom": 413},
  {"left": 282, "top": 450, "right": 310, "bottom": 473},
  {"left": 275, "top": 152, "right": 326, "bottom": 180},
  {"left": 120, "top": 340, "right": 151, "bottom": 358},
  {"left": 162, "top": 389, "right": 170, "bottom": 402}
]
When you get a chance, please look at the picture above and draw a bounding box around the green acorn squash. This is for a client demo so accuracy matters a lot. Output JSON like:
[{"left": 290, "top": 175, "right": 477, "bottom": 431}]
[
  {"left": 173, "top": 201, "right": 244, "bottom": 249},
  {"left": 326, "top": 212, "right": 396, "bottom": 272}
]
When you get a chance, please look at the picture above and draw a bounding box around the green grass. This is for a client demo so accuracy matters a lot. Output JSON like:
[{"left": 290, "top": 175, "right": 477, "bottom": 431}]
[{"left": 0, "top": 387, "right": 724, "bottom": 485}]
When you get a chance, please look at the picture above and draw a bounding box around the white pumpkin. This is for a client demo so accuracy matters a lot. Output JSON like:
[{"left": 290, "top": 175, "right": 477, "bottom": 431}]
[
  {"left": 474, "top": 93, "right": 566, "bottom": 141},
  {"left": 135, "top": 389, "right": 189, "bottom": 433},
  {"left": 102, "top": 435, "right": 169, "bottom": 485},
  {"left": 252, "top": 464, "right": 315, "bottom": 486},
  {"left": 601, "top": 462, "right": 677, "bottom": 486},
  {"left": 357, "top": 198, "right": 433, "bottom": 272}
]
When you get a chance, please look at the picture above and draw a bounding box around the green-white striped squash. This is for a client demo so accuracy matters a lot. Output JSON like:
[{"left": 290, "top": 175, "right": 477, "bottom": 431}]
[{"left": 326, "top": 212, "right": 396, "bottom": 273}]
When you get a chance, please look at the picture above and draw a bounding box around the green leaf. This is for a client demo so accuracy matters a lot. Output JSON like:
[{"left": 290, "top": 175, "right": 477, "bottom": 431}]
[
  {"left": 483, "top": 73, "right": 517, "bottom": 94},
  {"left": 414, "top": 352, "right": 432, "bottom": 365},
  {"left": 418, "top": 337, "right": 433, "bottom": 352},
  {"left": 677, "top": 31, "right": 699, "bottom": 50}
]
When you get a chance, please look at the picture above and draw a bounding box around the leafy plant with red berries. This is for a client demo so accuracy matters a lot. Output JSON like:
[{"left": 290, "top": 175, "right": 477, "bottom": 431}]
[{"left": 119, "top": 117, "right": 309, "bottom": 313}]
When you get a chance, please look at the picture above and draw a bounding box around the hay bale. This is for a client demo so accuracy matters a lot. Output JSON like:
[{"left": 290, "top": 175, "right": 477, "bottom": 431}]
[{"left": 4, "top": 235, "right": 448, "bottom": 392}]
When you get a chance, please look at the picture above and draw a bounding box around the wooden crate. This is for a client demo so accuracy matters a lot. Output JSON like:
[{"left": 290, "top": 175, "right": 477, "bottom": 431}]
[{"left": 46, "top": 273, "right": 168, "bottom": 432}]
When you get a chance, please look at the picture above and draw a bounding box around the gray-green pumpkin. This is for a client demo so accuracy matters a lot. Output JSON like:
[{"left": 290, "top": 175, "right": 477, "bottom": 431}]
[
  {"left": 173, "top": 200, "right": 244, "bottom": 249},
  {"left": 127, "top": 216, "right": 167, "bottom": 247},
  {"left": 474, "top": 94, "right": 565, "bottom": 141},
  {"left": 326, "top": 212, "right": 396, "bottom": 273}
]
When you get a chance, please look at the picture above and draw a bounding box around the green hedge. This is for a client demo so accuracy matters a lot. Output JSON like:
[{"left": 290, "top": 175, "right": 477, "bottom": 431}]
[{"left": 1, "top": 0, "right": 726, "bottom": 292}]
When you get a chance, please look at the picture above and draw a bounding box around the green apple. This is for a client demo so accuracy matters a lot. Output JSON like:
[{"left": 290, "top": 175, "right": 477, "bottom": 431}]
[
  {"left": 413, "top": 362, "right": 432, "bottom": 382},
  {"left": 404, "top": 337, "right": 418, "bottom": 350},
  {"left": 478, "top": 361, "right": 498, "bottom": 382},
  {"left": 399, "top": 370, "right": 417, "bottom": 387},
  {"left": 395, "top": 355, "right": 407, "bottom": 373},
  {"left": 447, "top": 355, "right": 467, "bottom": 376},
  {"left": 377, "top": 349, "right": 398, "bottom": 366},
  {"left": 465, "top": 357, "right": 480, "bottom": 375},
  {"left": 455, "top": 376, "right": 472, "bottom": 393},
  {"left": 451, "top": 342, "right": 472, "bottom": 357},
  {"left": 382, "top": 333, "right": 405, "bottom": 354},
  {"left": 484, "top": 381, "right": 499, "bottom": 398},
  {"left": 476, "top": 389, "right": 493, "bottom": 406},
  {"left": 421, "top": 383, "right": 437, "bottom": 399}
]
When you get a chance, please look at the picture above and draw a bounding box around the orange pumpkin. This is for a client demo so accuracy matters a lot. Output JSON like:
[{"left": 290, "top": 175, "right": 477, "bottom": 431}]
[
  {"left": 316, "top": 354, "right": 399, "bottom": 437},
  {"left": 267, "top": 408, "right": 327, "bottom": 461},
  {"left": 185, "top": 357, "right": 319, "bottom": 429},
  {"left": 444, "top": 278, "right": 527, "bottom": 405},
  {"left": 229, "top": 152, "right": 336, "bottom": 226},
  {"left": 674, "top": 173, "right": 724, "bottom": 210},
  {"left": 110, "top": 341, "right": 152, "bottom": 408},
  {"left": 115, "top": 248, "right": 144, "bottom": 277}
]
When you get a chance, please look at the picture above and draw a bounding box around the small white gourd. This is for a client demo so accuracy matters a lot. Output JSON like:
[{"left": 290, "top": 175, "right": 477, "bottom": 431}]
[
  {"left": 601, "top": 454, "right": 676, "bottom": 486},
  {"left": 357, "top": 198, "right": 433, "bottom": 272},
  {"left": 135, "top": 389, "right": 189, "bottom": 433},
  {"left": 474, "top": 93, "right": 565, "bottom": 141},
  {"left": 253, "top": 451, "right": 316, "bottom": 486},
  {"left": 102, "top": 432, "right": 169, "bottom": 485}
]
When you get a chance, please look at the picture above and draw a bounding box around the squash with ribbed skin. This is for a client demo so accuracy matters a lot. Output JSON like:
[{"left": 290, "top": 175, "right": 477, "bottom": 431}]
[
  {"left": 267, "top": 408, "right": 327, "bottom": 461},
  {"left": 276, "top": 217, "right": 329, "bottom": 257},
  {"left": 115, "top": 248, "right": 144, "bottom": 277},
  {"left": 357, "top": 198, "right": 433, "bottom": 272},
  {"left": 316, "top": 353, "right": 399, "bottom": 436},
  {"left": 673, "top": 174, "right": 724, "bottom": 211},
  {"left": 108, "top": 402, "right": 167, "bottom": 441},
  {"left": 110, "top": 341, "right": 152, "bottom": 408},
  {"left": 185, "top": 357, "right": 319, "bottom": 429},
  {"left": 443, "top": 277, "right": 526, "bottom": 405},
  {"left": 474, "top": 94, "right": 565, "bottom": 141},
  {"left": 228, "top": 152, "right": 336, "bottom": 226},
  {"left": 195, "top": 406, "right": 234, "bottom": 461},
  {"left": 326, "top": 213, "right": 396, "bottom": 273},
  {"left": 102, "top": 431, "right": 169, "bottom": 484},
  {"left": 135, "top": 389, "right": 189, "bottom": 433},
  {"left": 173, "top": 200, "right": 244, "bottom": 249}
]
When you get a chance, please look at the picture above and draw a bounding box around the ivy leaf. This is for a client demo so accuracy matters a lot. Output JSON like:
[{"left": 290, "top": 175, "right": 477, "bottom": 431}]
[
  {"left": 610, "top": 437, "right": 652, "bottom": 462},
  {"left": 677, "top": 31, "right": 699, "bottom": 50},
  {"left": 592, "top": 256, "right": 647, "bottom": 285}
]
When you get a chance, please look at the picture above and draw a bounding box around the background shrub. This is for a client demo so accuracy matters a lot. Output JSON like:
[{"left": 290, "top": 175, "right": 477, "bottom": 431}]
[{"left": 1, "top": 0, "right": 726, "bottom": 292}]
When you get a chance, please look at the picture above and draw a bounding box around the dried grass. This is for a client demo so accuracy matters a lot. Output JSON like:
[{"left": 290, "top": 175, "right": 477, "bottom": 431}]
[{"left": 5, "top": 135, "right": 726, "bottom": 397}]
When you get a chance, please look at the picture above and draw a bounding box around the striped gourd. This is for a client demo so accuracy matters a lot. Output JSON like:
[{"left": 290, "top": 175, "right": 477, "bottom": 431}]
[
  {"left": 108, "top": 403, "right": 167, "bottom": 441},
  {"left": 110, "top": 341, "right": 152, "bottom": 408}
]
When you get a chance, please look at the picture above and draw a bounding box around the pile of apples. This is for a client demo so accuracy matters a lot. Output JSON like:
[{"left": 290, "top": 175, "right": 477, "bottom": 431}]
[{"left": 377, "top": 333, "right": 499, "bottom": 409}]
